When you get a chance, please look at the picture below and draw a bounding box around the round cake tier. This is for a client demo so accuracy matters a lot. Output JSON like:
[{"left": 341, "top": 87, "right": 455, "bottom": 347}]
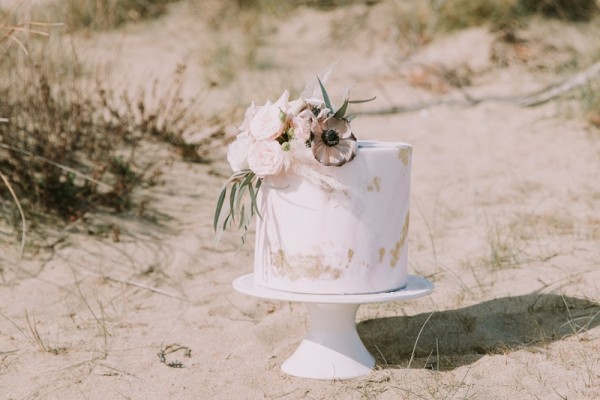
[{"left": 254, "top": 140, "right": 412, "bottom": 294}]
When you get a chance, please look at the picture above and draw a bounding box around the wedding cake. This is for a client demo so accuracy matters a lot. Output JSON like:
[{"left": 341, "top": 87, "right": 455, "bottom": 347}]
[{"left": 215, "top": 74, "right": 412, "bottom": 295}]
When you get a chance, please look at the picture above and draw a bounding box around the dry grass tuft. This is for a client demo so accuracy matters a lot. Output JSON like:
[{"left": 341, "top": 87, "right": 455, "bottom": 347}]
[
  {"left": 0, "top": 5, "right": 209, "bottom": 244},
  {"left": 579, "top": 80, "right": 600, "bottom": 130},
  {"left": 354, "top": 0, "right": 598, "bottom": 55},
  {"left": 518, "top": 0, "right": 598, "bottom": 21},
  {"left": 44, "top": 0, "right": 180, "bottom": 31},
  {"left": 486, "top": 221, "right": 522, "bottom": 270},
  {"left": 0, "top": 53, "right": 203, "bottom": 222}
]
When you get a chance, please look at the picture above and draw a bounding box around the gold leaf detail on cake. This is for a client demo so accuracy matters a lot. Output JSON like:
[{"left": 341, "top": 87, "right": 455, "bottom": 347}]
[
  {"left": 398, "top": 147, "right": 411, "bottom": 166},
  {"left": 270, "top": 250, "right": 342, "bottom": 281},
  {"left": 347, "top": 249, "right": 354, "bottom": 265},
  {"left": 378, "top": 247, "right": 386, "bottom": 263},
  {"left": 270, "top": 249, "right": 286, "bottom": 273},
  {"left": 390, "top": 212, "right": 410, "bottom": 268},
  {"left": 367, "top": 177, "right": 381, "bottom": 192}
]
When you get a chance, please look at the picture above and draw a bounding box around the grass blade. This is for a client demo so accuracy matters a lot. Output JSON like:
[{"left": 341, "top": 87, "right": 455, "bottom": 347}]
[
  {"left": 0, "top": 171, "right": 26, "bottom": 263},
  {"left": 318, "top": 77, "right": 333, "bottom": 110},
  {"left": 348, "top": 96, "right": 376, "bottom": 104},
  {"left": 333, "top": 99, "right": 349, "bottom": 119}
]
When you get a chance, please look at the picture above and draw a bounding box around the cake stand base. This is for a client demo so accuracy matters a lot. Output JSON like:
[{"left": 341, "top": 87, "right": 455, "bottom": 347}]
[
  {"left": 233, "top": 274, "right": 433, "bottom": 380},
  {"left": 282, "top": 303, "right": 374, "bottom": 379}
]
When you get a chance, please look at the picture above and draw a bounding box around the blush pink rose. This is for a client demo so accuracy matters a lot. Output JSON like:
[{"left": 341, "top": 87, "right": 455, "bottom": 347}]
[
  {"left": 291, "top": 109, "right": 313, "bottom": 142},
  {"left": 247, "top": 140, "right": 284, "bottom": 177}
]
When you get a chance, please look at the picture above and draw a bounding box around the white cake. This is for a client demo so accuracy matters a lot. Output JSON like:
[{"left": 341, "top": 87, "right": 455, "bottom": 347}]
[{"left": 254, "top": 141, "right": 412, "bottom": 294}]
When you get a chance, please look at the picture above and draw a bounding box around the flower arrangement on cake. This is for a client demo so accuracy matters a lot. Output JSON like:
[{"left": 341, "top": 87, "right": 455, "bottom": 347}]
[{"left": 214, "top": 74, "right": 375, "bottom": 244}]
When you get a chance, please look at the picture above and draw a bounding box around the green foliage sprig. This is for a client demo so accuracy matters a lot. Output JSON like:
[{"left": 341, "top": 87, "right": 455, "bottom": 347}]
[
  {"left": 214, "top": 169, "right": 262, "bottom": 245},
  {"left": 317, "top": 77, "right": 376, "bottom": 121}
]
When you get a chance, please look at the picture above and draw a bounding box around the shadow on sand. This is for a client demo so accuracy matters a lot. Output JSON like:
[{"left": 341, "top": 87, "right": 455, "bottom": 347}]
[{"left": 358, "top": 293, "right": 600, "bottom": 371}]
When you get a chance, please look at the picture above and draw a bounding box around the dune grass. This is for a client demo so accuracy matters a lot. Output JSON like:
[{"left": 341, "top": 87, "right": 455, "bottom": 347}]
[
  {"left": 0, "top": 4, "right": 206, "bottom": 247},
  {"left": 44, "top": 0, "right": 180, "bottom": 31}
]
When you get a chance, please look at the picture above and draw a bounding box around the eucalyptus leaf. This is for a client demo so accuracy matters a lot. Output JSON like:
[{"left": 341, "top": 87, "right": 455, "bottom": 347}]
[
  {"left": 213, "top": 169, "right": 263, "bottom": 246},
  {"left": 248, "top": 180, "right": 261, "bottom": 218},
  {"left": 235, "top": 184, "right": 248, "bottom": 216},
  {"left": 241, "top": 171, "right": 255, "bottom": 187},
  {"left": 222, "top": 212, "right": 232, "bottom": 232},
  {"left": 214, "top": 186, "right": 227, "bottom": 233},
  {"left": 229, "top": 182, "right": 238, "bottom": 222},
  {"left": 238, "top": 204, "right": 246, "bottom": 230}
]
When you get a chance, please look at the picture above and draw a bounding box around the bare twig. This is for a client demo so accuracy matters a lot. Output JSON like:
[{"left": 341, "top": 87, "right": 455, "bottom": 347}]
[
  {"left": 0, "top": 143, "right": 112, "bottom": 190},
  {"left": 6, "top": 34, "right": 28, "bottom": 55},
  {"left": 107, "top": 276, "right": 187, "bottom": 301},
  {"left": 0, "top": 171, "right": 26, "bottom": 263},
  {"left": 87, "top": 273, "right": 187, "bottom": 301},
  {"left": 25, "top": 309, "right": 48, "bottom": 353},
  {"left": 517, "top": 61, "right": 600, "bottom": 107},
  {"left": 0, "top": 311, "right": 29, "bottom": 340},
  {"left": 407, "top": 312, "right": 434, "bottom": 370},
  {"left": 72, "top": 270, "right": 111, "bottom": 358},
  {"left": 8, "top": 26, "right": 50, "bottom": 36},
  {"left": 98, "top": 363, "right": 141, "bottom": 379}
]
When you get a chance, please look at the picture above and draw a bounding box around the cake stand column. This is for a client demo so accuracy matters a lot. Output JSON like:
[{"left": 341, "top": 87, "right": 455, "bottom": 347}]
[{"left": 281, "top": 302, "right": 375, "bottom": 380}]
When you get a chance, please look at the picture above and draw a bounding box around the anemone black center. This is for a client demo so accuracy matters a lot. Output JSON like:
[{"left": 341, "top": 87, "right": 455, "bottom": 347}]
[{"left": 321, "top": 129, "right": 340, "bottom": 147}]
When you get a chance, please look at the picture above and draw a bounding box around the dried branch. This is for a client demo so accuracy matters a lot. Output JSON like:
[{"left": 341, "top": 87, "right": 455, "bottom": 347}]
[
  {"left": 516, "top": 60, "right": 600, "bottom": 107},
  {"left": 0, "top": 143, "right": 113, "bottom": 190},
  {"left": 365, "top": 61, "right": 600, "bottom": 115},
  {"left": 0, "top": 171, "right": 26, "bottom": 263},
  {"left": 86, "top": 273, "right": 187, "bottom": 301}
]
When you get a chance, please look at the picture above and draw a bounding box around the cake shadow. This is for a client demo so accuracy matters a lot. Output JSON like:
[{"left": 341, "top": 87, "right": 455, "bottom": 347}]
[{"left": 357, "top": 293, "right": 600, "bottom": 371}]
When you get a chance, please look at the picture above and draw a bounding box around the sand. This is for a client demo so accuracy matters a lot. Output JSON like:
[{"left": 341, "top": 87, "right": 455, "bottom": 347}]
[{"left": 1, "top": 1, "right": 599, "bottom": 399}]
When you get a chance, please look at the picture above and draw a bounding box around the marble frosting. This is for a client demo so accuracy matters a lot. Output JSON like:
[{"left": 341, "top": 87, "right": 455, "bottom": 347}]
[{"left": 254, "top": 141, "right": 412, "bottom": 294}]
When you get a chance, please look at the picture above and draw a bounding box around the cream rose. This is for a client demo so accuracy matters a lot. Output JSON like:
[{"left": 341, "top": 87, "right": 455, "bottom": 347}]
[
  {"left": 249, "top": 104, "right": 285, "bottom": 141},
  {"left": 287, "top": 98, "right": 305, "bottom": 117},
  {"left": 274, "top": 90, "right": 290, "bottom": 110},
  {"left": 247, "top": 140, "right": 284, "bottom": 177},
  {"left": 226, "top": 132, "right": 251, "bottom": 171},
  {"left": 238, "top": 102, "right": 259, "bottom": 132}
]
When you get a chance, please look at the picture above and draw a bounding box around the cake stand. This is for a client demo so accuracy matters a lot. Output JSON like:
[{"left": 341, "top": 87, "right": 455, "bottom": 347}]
[{"left": 233, "top": 274, "right": 433, "bottom": 380}]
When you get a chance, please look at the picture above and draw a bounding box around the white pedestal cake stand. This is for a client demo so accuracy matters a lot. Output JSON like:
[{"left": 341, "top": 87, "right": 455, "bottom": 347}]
[{"left": 233, "top": 274, "right": 434, "bottom": 380}]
